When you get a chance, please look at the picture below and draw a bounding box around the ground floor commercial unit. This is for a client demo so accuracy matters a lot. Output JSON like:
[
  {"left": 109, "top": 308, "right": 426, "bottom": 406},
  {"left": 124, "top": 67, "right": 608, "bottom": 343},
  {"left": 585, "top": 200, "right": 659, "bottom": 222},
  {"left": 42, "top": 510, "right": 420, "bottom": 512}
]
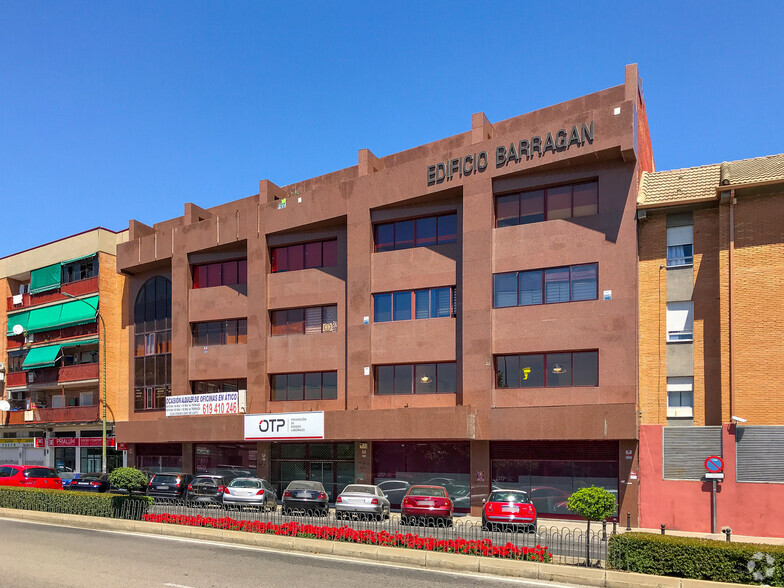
[{"left": 119, "top": 407, "right": 639, "bottom": 519}]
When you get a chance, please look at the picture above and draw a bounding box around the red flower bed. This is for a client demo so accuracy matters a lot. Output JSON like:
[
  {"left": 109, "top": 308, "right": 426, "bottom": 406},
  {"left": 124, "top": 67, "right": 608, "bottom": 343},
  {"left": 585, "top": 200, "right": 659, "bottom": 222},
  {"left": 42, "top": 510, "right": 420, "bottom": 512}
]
[{"left": 142, "top": 513, "right": 552, "bottom": 562}]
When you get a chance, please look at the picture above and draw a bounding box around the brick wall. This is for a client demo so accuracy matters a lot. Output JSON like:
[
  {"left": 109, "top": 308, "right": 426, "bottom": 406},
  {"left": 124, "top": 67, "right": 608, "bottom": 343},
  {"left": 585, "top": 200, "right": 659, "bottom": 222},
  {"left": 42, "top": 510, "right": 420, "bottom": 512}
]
[
  {"left": 638, "top": 214, "right": 666, "bottom": 424},
  {"left": 98, "top": 252, "right": 130, "bottom": 424}
]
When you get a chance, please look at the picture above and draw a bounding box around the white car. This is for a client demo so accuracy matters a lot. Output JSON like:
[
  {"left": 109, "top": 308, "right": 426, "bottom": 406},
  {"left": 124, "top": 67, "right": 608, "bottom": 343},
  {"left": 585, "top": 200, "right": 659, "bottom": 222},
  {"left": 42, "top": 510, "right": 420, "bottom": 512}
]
[
  {"left": 335, "top": 484, "right": 390, "bottom": 521},
  {"left": 222, "top": 477, "right": 278, "bottom": 511}
]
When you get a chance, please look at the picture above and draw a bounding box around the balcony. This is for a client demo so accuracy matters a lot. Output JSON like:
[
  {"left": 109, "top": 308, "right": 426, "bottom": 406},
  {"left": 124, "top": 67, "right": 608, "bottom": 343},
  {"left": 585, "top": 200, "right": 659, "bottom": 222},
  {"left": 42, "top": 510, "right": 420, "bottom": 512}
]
[
  {"left": 6, "top": 276, "right": 99, "bottom": 311},
  {"left": 5, "top": 371, "right": 26, "bottom": 387},
  {"left": 27, "top": 363, "right": 100, "bottom": 386},
  {"left": 1, "top": 405, "right": 100, "bottom": 425}
]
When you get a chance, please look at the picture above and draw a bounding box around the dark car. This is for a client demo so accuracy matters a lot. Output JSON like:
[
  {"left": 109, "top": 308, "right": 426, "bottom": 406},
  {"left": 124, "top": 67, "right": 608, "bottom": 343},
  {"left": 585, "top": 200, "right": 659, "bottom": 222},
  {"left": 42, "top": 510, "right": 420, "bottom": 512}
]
[
  {"left": 401, "top": 485, "right": 453, "bottom": 526},
  {"left": 482, "top": 489, "right": 537, "bottom": 531},
  {"left": 146, "top": 472, "right": 193, "bottom": 500},
  {"left": 184, "top": 475, "right": 230, "bottom": 506},
  {"left": 0, "top": 465, "right": 63, "bottom": 490},
  {"left": 69, "top": 473, "right": 111, "bottom": 493},
  {"left": 282, "top": 480, "right": 329, "bottom": 516}
]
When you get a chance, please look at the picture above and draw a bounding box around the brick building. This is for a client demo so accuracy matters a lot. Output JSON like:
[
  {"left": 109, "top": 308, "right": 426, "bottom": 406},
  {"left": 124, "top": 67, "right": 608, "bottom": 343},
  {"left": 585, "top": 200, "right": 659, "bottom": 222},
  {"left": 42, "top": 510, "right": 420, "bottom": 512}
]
[
  {"left": 0, "top": 228, "right": 129, "bottom": 474},
  {"left": 114, "top": 64, "right": 653, "bottom": 520},
  {"left": 637, "top": 153, "right": 784, "bottom": 536}
]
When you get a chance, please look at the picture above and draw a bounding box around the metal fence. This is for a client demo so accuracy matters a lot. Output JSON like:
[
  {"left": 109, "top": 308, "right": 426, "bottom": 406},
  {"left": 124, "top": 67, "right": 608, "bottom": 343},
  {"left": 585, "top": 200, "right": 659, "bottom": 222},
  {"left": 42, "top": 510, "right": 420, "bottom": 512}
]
[{"left": 113, "top": 498, "right": 610, "bottom": 566}]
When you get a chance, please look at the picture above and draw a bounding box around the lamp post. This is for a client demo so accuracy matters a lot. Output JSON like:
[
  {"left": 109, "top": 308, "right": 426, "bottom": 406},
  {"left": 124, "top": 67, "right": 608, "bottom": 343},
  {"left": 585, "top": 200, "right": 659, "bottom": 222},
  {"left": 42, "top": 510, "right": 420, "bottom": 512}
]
[{"left": 62, "top": 293, "right": 107, "bottom": 473}]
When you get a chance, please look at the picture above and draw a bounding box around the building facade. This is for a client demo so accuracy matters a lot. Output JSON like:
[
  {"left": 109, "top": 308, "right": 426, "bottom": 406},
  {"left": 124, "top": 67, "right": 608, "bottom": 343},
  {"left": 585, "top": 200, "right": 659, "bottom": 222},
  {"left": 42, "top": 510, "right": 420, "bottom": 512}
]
[
  {"left": 116, "top": 64, "right": 653, "bottom": 519},
  {"left": 637, "top": 153, "right": 784, "bottom": 536},
  {"left": 0, "top": 228, "right": 129, "bottom": 474}
]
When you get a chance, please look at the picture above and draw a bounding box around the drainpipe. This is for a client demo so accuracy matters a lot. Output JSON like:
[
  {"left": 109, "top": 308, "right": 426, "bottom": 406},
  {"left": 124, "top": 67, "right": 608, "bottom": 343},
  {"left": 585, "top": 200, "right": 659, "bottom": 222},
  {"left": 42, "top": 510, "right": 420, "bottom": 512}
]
[{"left": 728, "top": 190, "right": 735, "bottom": 421}]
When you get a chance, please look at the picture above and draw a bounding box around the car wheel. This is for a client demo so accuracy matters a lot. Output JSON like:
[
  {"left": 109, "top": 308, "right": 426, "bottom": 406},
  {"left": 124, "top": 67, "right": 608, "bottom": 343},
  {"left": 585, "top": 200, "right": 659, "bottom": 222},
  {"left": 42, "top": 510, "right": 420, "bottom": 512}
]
[{"left": 481, "top": 516, "right": 489, "bottom": 532}]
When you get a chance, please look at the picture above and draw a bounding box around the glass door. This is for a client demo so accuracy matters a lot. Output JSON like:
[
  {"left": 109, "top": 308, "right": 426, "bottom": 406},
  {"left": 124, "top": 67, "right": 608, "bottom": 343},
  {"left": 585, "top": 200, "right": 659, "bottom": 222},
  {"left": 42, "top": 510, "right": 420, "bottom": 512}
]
[{"left": 309, "top": 461, "right": 334, "bottom": 501}]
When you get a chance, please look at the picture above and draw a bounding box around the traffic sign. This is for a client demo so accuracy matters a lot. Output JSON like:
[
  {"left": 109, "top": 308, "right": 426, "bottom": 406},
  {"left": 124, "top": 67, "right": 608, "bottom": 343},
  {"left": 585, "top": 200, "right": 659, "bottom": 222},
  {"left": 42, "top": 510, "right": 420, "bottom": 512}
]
[{"left": 705, "top": 455, "right": 724, "bottom": 473}]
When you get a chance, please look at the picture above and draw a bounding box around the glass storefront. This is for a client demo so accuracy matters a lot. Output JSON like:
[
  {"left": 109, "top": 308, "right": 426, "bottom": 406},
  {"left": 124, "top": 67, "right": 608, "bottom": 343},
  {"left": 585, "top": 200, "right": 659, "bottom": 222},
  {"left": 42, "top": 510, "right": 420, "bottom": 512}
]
[
  {"left": 136, "top": 443, "right": 183, "bottom": 474},
  {"left": 490, "top": 441, "right": 619, "bottom": 517},
  {"left": 194, "top": 443, "right": 257, "bottom": 478},
  {"left": 373, "top": 442, "right": 471, "bottom": 512},
  {"left": 270, "top": 442, "right": 354, "bottom": 502}
]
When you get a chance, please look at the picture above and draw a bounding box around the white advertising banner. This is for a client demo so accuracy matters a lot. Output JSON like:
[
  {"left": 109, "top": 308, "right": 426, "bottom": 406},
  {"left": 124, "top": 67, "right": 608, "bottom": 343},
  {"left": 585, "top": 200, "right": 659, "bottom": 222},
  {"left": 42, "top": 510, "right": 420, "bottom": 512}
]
[
  {"left": 244, "top": 411, "right": 324, "bottom": 441},
  {"left": 165, "top": 392, "right": 240, "bottom": 417}
]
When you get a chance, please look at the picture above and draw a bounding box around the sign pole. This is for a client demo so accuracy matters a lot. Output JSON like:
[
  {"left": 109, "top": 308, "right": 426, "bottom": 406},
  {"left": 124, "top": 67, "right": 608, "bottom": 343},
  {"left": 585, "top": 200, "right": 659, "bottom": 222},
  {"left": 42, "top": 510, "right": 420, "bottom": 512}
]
[{"left": 711, "top": 479, "right": 717, "bottom": 533}]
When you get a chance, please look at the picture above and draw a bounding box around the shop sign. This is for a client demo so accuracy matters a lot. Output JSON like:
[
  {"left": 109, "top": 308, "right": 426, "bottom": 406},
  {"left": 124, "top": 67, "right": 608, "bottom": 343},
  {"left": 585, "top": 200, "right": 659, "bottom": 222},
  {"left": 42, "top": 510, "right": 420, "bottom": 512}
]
[
  {"left": 117, "top": 443, "right": 127, "bottom": 451},
  {"left": 426, "top": 121, "right": 594, "bottom": 186},
  {"left": 244, "top": 411, "right": 324, "bottom": 441},
  {"left": 0, "top": 438, "right": 36, "bottom": 448},
  {"left": 165, "top": 391, "right": 240, "bottom": 417},
  {"left": 47, "top": 437, "right": 116, "bottom": 448}
]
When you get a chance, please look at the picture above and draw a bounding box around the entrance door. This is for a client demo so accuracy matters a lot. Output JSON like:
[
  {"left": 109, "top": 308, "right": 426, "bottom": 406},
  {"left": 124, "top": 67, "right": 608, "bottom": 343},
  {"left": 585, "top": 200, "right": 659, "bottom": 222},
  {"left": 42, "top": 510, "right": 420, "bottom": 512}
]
[{"left": 310, "top": 462, "right": 334, "bottom": 501}]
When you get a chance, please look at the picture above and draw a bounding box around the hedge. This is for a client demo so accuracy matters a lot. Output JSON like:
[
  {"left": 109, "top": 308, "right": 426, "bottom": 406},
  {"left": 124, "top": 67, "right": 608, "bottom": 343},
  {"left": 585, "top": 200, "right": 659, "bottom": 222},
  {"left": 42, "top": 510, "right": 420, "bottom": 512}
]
[
  {"left": 0, "top": 486, "right": 152, "bottom": 519},
  {"left": 608, "top": 532, "right": 784, "bottom": 586}
]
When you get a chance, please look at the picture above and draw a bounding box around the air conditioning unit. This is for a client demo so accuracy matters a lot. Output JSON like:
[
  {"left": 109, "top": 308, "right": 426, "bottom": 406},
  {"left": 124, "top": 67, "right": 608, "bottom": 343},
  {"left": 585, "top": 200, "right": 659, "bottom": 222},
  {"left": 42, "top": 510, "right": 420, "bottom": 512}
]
[
  {"left": 12, "top": 294, "right": 23, "bottom": 306},
  {"left": 24, "top": 411, "right": 34, "bottom": 422},
  {"left": 238, "top": 390, "right": 247, "bottom": 414},
  {"left": 27, "top": 372, "right": 35, "bottom": 383},
  {"left": 24, "top": 334, "right": 34, "bottom": 344}
]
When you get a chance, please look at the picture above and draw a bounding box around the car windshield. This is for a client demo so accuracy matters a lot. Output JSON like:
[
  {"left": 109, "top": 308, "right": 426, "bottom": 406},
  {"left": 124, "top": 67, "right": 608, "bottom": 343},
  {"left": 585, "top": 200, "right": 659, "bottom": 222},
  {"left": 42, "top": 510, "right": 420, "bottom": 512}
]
[
  {"left": 23, "top": 468, "right": 58, "bottom": 478},
  {"left": 489, "top": 491, "right": 530, "bottom": 503},
  {"left": 152, "top": 475, "right": 180, "bottom": 484},
  {"left": 287, "top": 481, "right": 323, "bottom": 491},
  {"left": 408, "top": 487, "right": 446, "bottom": 497},
  {"left": 79, "top": 474, "right": 103, "bottom": 481},
  {"left": 229, "top": 479, "right": 262, "bottom": 489},
  {"left": 342, "top": 485, "right": 375, "bottom": 495}
]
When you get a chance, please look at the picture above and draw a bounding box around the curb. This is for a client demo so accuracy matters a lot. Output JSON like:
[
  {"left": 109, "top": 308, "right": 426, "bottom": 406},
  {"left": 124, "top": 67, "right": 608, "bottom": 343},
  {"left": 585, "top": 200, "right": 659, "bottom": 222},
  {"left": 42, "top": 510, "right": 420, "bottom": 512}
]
[{"left": 0, "top": 508, "right": 751, "bottom": 587}]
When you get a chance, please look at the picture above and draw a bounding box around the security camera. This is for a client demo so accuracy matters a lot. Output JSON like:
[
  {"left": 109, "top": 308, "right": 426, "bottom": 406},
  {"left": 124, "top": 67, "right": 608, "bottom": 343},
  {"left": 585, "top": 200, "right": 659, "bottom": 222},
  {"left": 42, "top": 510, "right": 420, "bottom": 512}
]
[{"left": 731, "top": 416, "right": 747, "bottom": 423}]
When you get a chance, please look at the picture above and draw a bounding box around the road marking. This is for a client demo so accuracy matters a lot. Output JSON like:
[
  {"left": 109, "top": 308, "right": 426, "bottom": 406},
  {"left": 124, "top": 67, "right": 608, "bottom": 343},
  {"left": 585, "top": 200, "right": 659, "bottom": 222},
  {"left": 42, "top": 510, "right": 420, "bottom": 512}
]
[
  {"left": 1, "top": 517, "right": 577, "bottom": 587},
  {"left": 163, "top": 584, "right": 196, "bottom": 588}
]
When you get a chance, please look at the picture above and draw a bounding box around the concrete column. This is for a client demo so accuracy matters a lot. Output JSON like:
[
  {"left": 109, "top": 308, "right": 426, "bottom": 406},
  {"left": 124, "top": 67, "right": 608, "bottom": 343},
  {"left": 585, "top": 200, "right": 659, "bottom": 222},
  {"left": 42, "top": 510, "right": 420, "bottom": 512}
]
[
  {"left": 618, "top": 440, "right": 639, "bottom": 526},
  {"left": 182, "top": 442, "right": 194, "bottom": 474},
  {"left": 470, "top": 440, "right": 490, "bottom": 516},
  {"left": 256, "top": 442, "right": 271, "bottom": 479},
  {"left": 355, "top": 440, "right": 372, "bottom": 484}
]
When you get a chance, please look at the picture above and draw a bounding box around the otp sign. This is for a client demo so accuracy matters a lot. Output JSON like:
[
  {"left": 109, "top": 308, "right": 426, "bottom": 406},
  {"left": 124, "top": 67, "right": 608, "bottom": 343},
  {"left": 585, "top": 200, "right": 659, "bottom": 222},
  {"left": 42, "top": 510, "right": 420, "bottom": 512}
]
[
  {"left": 259, "top": 418, "right": 286, "bottom": 433},
  {"left": 244, "top": 411, "right": 324, "bottom": 440}
]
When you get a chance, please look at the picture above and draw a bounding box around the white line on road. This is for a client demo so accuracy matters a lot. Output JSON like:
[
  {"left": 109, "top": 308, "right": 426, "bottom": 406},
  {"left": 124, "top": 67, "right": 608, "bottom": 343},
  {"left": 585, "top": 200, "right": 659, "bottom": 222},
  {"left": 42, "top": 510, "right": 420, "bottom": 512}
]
[
  {"left": 163, "top": 584, "right": 196, "bottom": 588},
  {"left": 0, "top": 517, "right": 579, "bottom": 587}
]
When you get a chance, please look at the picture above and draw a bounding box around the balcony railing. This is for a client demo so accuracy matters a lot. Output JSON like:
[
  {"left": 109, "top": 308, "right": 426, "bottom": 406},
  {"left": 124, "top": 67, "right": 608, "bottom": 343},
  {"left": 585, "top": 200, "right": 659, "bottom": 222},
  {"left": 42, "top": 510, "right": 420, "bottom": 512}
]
[
  {"left": 24, "top": 363, "right": 100, "bottom": 386},
  {"left": 5, "top": 371, "right": 26, "bottom": 387},
  {"left": 1, "top": 405, "right": 100, "bottom": 425},
  {"left": 6, "top": 276, "right": 99, "bottom": 311}
]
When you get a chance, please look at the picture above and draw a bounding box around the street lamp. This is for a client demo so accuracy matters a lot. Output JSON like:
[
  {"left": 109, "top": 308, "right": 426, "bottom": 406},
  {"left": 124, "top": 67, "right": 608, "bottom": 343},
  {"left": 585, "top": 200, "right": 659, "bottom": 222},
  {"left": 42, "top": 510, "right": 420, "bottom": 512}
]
[{"left": 62, "top": 293, "right": 107, "bottom": 474}]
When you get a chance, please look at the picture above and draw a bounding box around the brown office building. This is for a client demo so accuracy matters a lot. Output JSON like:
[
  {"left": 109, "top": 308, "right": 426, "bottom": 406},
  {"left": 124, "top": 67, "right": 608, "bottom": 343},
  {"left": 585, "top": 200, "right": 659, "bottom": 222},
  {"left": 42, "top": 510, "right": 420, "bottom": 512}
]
[{"left": 116, "top": 64, "right": 653, "bottom": 519}]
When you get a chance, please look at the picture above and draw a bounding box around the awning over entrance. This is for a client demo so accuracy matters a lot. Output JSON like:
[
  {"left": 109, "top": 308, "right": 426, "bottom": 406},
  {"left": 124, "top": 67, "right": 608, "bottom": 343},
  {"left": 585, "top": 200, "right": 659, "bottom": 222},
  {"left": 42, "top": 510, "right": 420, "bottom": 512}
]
[
  {"left": 6, "top": 295, "right": 99, "bottom": 336},
  {"left": 21, "top": 344, "right": 63, "bottom": 370}
]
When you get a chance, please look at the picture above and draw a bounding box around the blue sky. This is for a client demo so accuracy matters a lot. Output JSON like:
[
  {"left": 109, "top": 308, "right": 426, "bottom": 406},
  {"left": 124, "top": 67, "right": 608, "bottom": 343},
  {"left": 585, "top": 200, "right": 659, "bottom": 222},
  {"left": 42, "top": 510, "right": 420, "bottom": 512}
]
[{"left": 1, "top": 1, "right": 782, "bottom": 256}]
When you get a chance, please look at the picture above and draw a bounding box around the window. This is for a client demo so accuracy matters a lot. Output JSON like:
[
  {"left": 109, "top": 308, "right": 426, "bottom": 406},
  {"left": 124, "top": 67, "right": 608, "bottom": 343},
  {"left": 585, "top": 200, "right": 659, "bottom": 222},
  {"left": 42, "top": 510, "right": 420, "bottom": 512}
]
[
  {"left": 374, "top": 287, "right": 455, "bottom": 322},
  {"left": 192, "top": 379, "right": 247, "bottom": 394},
  {"left": 667, "top": 377, "right": 694, "bottom": 418},
  {"left": 192, "top": 260, "right": 247, "bottom": 288},
  {"left": 493, "top": 264, "right": 597, "bottom": 308},
  {"left": 134, "top": 276, "right": 172, "bottom": 410},
  {"left": 494, "top": 181, "right": 598, "bottom": 227},
  {"left": 667, "top": 226, "right": 694, "bottom": 267},
  {"left": 495, "top": 351, "right": 598, "bottom": 388},
  {"left": 8, "top": 352, "right": 25, "bottom": 372},
  {"left": 666, "top": 302, "right": 694, "bottom": 342},
  {"left": 270, "top": 372, "right": 338, "bottom": 401},
  {"left": 271, "top": 306, "right": 338, "bottom": 336},
  {"left": 271, "top": 240, "right": 337, "bottom": 273},
  {"left": 192, "top": 319, "right": 247, "bottom": 346},
  {"left": 61, "top": 255, "right": 98, "bottom": 284},
  {"left": 374, "top": 362, "right": 456, "bottom": 395},
  {"left": 374, "top": 213, "right": 457, "bottom": 252}
]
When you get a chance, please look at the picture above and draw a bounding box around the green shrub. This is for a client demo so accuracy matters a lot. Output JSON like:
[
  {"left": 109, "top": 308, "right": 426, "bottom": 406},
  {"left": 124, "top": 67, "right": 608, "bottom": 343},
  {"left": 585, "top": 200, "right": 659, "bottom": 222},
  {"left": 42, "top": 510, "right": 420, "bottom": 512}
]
[
  {"left": 608, "top": 532, "right": 784, "bottom": 586},
  {"left": 566, "top": 486, "right": 617, "bottom": 523},
  {"left": 0, "top": 486, "right": 152, "bottom": 520},
  {"left": 109, "top": 467, "right": 149, "bottom": 494}
]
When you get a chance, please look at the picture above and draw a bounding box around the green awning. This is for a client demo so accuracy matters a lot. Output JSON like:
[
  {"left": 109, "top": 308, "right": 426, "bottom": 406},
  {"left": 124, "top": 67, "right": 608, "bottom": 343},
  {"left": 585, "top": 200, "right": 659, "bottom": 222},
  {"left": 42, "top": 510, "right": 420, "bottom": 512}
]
[
  {"left": 6, "top": 310, "right": 30, "bottom": 336},
  {"left": 60, "top": 253, "right": 97, "bottom": 265},
  {"left": 29, "top": 263, "right": 62, "bottom": 294},
  {"left": 63, "top": 338, "right": 99, "bottom": 348},
  {"left": 14, "top": 295, "right": 99, "bottom": 334},
  {"left": 22, "top": 344, "right": 63, "bottom": 370}
]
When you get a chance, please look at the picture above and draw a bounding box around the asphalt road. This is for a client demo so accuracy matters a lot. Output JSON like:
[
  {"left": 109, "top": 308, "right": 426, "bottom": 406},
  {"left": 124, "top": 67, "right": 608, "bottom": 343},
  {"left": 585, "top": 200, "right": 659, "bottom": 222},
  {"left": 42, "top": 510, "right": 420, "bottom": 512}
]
[{"left": 0, "top": 518, "right": 576, "bottom": 588}]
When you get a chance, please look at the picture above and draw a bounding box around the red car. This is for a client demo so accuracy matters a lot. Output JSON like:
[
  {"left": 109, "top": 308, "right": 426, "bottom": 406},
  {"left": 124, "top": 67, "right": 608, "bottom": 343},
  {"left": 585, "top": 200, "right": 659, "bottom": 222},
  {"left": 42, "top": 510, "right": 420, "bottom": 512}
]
[
  {"left": 0, "top": 465, "right": 64, "bottom": 490},
  {"left": 401, "top": 485, "right": 453, "bottom": 526},
  {"left": 482, "top": 489, "right": 537, "bottom": 531}
]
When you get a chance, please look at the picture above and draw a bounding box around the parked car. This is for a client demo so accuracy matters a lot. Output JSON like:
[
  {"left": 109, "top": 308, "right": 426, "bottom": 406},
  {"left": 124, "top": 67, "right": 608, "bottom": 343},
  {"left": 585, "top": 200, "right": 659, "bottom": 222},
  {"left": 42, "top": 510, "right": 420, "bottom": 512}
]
[
  {"left": 528, "top": 486, "right": 572, "bottom": 515},
  {"left": 0, "top": 465, "right": 63, "bottom": 490},
  {"left": 335, "top": 484, "right": 390, "bottom": 521},
  {"left": 375, "top": 479, "right": 410, "bottom": 507},
  {"left": 222, "top": 477, "right": 277, "bottom": 511},
  {"left": 401, "top": 485, "right": 453, "bottom": 526},
  {"left": 184, "top": 475, "right": 230, "bottom": 506},
  {"left": 482, "top": 489, "right": 537, "bottom": 531},
  {"left": 281, "top": 480, "right": 329, "bottom": 516},
  {"left": 146, "top": 472, "right": 193, "bottom": 500},
  {"left": 68, "top": 473, "right": 111, "bottom": 493}
]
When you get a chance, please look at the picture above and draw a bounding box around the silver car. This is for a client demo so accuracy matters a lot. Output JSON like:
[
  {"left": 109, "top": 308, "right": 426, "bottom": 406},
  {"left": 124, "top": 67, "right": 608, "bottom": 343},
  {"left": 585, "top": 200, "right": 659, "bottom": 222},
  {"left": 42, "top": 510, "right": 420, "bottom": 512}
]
[
  {"left": 335, "top": 484, "right": 390, "bottom": 521},
  {"left": 222, "top": 477, "right": 278, "bottom": 511}
]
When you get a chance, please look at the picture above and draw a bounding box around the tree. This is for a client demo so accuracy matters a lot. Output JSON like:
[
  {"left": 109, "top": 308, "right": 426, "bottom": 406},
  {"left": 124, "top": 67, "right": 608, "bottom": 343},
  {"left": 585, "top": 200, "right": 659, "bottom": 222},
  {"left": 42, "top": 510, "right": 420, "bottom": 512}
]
[
  {"left": 566, "top": 486, "right": 617, "bottom": 566},
  {"left": 109, "top": 467, "right": 149, "bottom": 494}
]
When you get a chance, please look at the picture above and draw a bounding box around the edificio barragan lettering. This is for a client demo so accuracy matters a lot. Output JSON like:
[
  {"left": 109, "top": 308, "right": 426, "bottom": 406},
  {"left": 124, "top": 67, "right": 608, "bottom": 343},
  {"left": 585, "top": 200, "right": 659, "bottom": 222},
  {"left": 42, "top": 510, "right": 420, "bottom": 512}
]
[{"left": 426, "top": 121, "right": 593, "bottom": 186}]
